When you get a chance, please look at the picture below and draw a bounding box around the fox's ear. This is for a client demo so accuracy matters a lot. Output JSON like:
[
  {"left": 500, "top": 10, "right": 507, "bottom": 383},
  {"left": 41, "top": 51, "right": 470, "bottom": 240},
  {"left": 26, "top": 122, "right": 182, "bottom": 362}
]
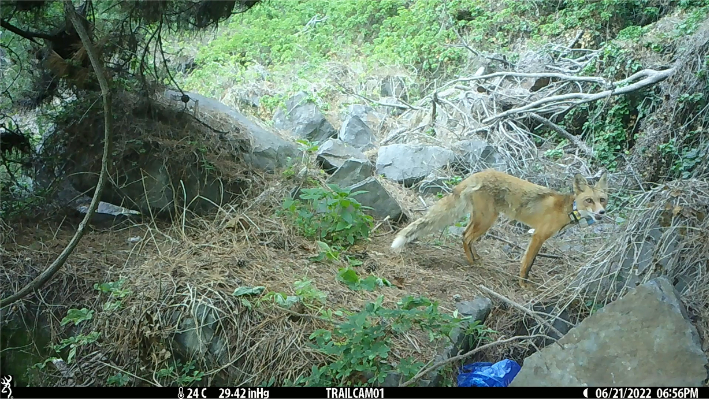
[
  {"left": 573, "top": 173, "right": 589, "bottom": 193},
  {"left": 595, "top": 171, "right": 608, "bottom": 191}
]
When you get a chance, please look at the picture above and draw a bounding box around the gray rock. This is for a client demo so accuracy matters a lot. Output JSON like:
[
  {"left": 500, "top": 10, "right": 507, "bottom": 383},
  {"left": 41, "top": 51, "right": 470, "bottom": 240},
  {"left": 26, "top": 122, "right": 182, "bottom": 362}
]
[
  {"left": 529, "top": 304, "right": 573, "bottom": 346},
  {"left": 419, "top": 296, "right": 494, "bottom": 387},
  {"left": 510, "top": 277, "right": 708, "bottom": 387},
  {"left": 172, "top": 301, "right": 224, "bottom": 361},
  {"left": 452, "top": 138, "right": 506, "bottom": 172},
  {"left": 376, "top": 144, "right": 455, "bottom": 187},
  {"left": 165, "top": 89, "right": 301, "bottom": 173},
  {"left": 342, "top": 104, "right": 384, "bottom": 127},
  {"left": 415, "top": 176, "right": 450, "bottom": 195},
  {"left": 273, "top": 92, "right": 336, "bottom": 143},
  {"left": 339, "top": 115, "right": 376, "bottom": 150},
  {"left": 326, "top": 158, "right": 374, "bottom": 188},
  {"left": 316, "top": 139, "right": 367, "bottom": 172},
  {"left": 456, "top": 297, "right": 493, "bottom": 322},
  {"left": 75, "top": 200, "right": 141, "bottom": 228},
  {"left": 347, "top": 177, "right": 405, "bottom": 221},
  {"left": 445, "top": 297, "right": 493, "bottom": 359}
]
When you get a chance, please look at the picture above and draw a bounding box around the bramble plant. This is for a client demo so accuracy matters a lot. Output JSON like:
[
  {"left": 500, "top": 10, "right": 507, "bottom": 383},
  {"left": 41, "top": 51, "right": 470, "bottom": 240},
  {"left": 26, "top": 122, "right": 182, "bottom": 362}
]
[
  {"left": 156, "top": 359, "right": 205, "bottom": 386},
  {"left": 95, "top": 279, "right": 132, "bottom": 312},
  {"left": 281, "top": 184, "right": 374, "bottom": 248}
]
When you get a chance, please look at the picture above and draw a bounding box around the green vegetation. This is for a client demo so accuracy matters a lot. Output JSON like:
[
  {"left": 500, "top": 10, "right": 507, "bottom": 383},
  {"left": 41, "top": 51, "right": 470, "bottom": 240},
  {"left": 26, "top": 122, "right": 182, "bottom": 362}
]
[
  {"left": 298, "top": 295, "right": 479, "bottom": 386},
  {"left": 171, "top": 0, "right": 707, "bottom": 174},
  {"left": 281, "top": 184, "right": 374, "bottom": 249}
]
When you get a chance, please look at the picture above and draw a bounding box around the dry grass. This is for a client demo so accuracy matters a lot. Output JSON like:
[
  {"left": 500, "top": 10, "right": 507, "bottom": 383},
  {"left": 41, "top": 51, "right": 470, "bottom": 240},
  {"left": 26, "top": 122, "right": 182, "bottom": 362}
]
[
  {"left": 4, "top": 170, "right": 708, "bottom": 387},
  {"left": 2, "top": 167, "right": 586, "bottom": 386}
]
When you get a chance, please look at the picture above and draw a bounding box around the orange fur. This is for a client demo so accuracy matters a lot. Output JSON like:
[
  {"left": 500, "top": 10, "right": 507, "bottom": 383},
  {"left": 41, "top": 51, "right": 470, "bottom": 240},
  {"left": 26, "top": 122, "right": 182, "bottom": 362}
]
[{"left": 391, "top": 169, "right": 609, "bottom": 288}]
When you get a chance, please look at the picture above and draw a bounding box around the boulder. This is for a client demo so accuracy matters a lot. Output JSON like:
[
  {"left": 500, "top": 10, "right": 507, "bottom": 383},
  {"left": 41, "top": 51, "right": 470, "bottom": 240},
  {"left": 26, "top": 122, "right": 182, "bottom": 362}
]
[
  {"left": 166, "top": 90, "right": 300, "bottom": 172},
  {"left": 510, "top": 277, "right": 708, "bottom": 387},
  {"left": 418, "top": 296, "right": 494, "bottom": 387},
  {"left": 315, "top": 139, "right": 368, "bottom": 172},
  {"left": 326, "top": 158, "right": 374, "bottom": 188},
  {"left": 341, "top": 104, "right": 384, "bottom": 128},
  {"left": 376, "top": 144, "right": 455, "bottom": 187},
  {"left": 347, "top": 177, "right": 404, "bottom": 221},
  {"left": 273, "top": 92, "right": 337, "bottom": 143},
  {"left": 452, "top": 138, "right": 506, "bottom": 173},
  {"left": 339, "top": 114, "right": 377, "bottom": 150}
]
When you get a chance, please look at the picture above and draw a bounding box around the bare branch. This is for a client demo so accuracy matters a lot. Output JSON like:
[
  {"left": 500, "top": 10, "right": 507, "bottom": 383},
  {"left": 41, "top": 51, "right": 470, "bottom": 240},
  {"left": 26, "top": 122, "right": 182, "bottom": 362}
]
[
  {"left": 482, "top": 68, "right": 676, "bottom": 124},
  {"left": 1, "top": 1, "right": 114, "bottom": 308},
  {"left": 459, "top": 71, "right": 608, "bottom": 85},
  {"left": 528, "top": 113, "right": 594, "bottom": 158}
]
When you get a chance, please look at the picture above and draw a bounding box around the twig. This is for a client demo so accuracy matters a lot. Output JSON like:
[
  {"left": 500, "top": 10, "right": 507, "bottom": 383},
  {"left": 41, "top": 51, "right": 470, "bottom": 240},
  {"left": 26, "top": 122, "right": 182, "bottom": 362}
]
[
  {"left": 528, "top": 113, "right": 594, "bottom": 158},
  {"left": 458, "top": 71, "right": 607, "bottom": 85},
  {"left": 567, "top": 29, "right": 584, "bottom": 50},
  {"left": 335, "top": 82, "right": 420, "bottom": 110},
  {"left": 478, "top": 285, "right": 566, "bottom": 340},
  {"left": 371, "top": 215, "right": 391, "bottom": 233},
  {"left": 487, "top": 233, "right": 562, "bottom": 259},
  {"left": 399, "top": 334, "right": 546, "bottom": 387},
  {"left": 1, "top": 1, "right": 113, "bottom": 308}
]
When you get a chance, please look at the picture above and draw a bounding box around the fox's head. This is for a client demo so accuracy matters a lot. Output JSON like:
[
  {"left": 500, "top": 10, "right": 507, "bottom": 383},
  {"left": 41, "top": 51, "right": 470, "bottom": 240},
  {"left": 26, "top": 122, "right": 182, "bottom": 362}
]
[{"left": 572, "top": 172, "right": 608, "bottom": 221}]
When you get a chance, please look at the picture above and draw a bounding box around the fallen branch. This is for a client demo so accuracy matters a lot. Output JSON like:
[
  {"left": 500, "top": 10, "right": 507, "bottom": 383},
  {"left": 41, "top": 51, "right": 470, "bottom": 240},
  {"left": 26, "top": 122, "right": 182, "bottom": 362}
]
[
  {"left": 400, "top": 334, "right": 547, "bottom": 387},
  {"left": 1, "top": 1, "right": 113, "bottom": 308},
  {"left": 482, "top": 67, "right": 676, "bottom": 124},
  {"left": 487, "top": 233, "right": 562, "bottom": 259},
  {"left": 458, "top": 71, "right": 608, "bottom": 85},
  {"left": 478, "top": 285, "right": 566, "bottom": 340},
  {"left": 528, "top": 113, "right": 594, "bottom": 158}
]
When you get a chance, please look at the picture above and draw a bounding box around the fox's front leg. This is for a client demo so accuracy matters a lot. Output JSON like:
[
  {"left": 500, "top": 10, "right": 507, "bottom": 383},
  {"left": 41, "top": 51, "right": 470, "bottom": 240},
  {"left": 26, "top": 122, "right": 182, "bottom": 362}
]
[{"left": 518, "top": 231, "right": 550, "bottom": 288}]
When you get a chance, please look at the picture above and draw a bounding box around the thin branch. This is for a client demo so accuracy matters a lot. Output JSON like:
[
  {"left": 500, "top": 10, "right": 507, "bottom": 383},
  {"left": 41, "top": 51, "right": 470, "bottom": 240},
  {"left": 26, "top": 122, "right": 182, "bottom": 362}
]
[
  {"left": 0, "top": 19, "right": 53, "bottom": 44},
  {"left": 487, "top": 233, "right": 562, "bottom": 259},
  {"left": 458, "top": 71, "right": 608, "bottom": 85},
  {"left": 1, "top": 1, "right": 114, "bottom": 308},
  {"left": 528, "top": 113, "right": 594, "bottom": 158},
  {"left": 478, "top": 285, "right": 566, "bottom": 339}
]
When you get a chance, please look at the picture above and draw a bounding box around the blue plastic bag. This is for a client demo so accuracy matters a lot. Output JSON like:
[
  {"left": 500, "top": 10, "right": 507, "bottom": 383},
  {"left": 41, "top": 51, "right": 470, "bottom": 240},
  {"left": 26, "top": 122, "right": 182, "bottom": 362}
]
[{"left": 457, "top": 359, "right": 521, "bottom": 387}]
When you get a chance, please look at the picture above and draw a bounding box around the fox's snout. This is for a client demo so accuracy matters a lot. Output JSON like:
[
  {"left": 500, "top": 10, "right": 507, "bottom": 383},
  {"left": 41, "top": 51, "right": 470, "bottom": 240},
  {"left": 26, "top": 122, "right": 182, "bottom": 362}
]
[{"left": 592, "top": 208, "right": 605, "bottom": 220}]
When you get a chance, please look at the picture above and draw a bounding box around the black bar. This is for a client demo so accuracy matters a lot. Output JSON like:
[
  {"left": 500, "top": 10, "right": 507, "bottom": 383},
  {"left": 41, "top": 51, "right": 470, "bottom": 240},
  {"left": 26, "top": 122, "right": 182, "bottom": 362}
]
[{"left": 8, "top": 386, "right": 709, "bottom": 399}]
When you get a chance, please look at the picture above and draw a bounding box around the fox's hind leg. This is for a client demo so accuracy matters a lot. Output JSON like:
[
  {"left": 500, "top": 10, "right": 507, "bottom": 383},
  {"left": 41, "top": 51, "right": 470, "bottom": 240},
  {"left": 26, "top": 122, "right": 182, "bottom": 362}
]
[{"left": 462, "top": 209, "right": 497, "bottom": 264}]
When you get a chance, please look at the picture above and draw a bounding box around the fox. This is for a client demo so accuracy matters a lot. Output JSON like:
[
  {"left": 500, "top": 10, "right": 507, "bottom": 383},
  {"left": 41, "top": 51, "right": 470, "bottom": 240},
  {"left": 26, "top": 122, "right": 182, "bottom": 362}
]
[{"left": 391, "top": 169, "right": 609, "bottom": 288}]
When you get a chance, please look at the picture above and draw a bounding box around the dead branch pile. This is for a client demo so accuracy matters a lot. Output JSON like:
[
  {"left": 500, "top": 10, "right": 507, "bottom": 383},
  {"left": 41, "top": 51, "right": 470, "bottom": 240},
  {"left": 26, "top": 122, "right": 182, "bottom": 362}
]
[{"left": 378, "top": 42, "right": 676, "bottom": 188}]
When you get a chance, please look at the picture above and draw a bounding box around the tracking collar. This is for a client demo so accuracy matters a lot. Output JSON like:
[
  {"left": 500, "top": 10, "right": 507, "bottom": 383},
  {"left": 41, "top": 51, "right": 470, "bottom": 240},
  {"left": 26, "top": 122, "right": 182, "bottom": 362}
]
[{"left": 569, "top": 201, "right": 595, "bottom": 226}]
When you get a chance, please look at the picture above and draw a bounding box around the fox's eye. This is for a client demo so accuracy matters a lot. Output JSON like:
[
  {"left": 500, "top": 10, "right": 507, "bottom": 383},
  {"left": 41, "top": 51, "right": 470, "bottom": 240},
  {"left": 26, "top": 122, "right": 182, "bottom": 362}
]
[
  {"left": 586, "top": 198, "right": 593, "bottom": 204},
  {"left": 600, "top": 198, "right": 606, "bottom": 203}
]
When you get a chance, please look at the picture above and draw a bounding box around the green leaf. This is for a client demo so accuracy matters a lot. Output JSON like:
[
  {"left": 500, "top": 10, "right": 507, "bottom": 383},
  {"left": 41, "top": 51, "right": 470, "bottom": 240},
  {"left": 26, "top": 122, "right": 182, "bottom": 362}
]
[
  {"left": 337, "top": 268, "right": 361, "bottom": 290},
  {"left": 233, "top": 286, "right": 266, "bottom": 297},
  {"left": 61, "top": 308, "right": 94, "bottom": 326}
]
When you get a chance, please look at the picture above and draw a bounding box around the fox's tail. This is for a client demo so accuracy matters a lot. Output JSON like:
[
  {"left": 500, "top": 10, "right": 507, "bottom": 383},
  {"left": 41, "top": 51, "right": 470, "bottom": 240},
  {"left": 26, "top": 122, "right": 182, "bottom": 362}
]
[{"left": 391, "top": 189, "right": 472, "bottom": 250}]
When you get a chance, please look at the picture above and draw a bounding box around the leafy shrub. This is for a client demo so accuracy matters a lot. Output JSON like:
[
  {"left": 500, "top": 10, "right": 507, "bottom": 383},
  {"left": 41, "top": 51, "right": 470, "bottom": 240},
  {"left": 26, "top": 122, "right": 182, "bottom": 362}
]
[
  {"left": 281, "top": 184, "right": 374, "bottom": 248},
  {"left": 300, "top": 295, "right": 474, "bottom": 386}
]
